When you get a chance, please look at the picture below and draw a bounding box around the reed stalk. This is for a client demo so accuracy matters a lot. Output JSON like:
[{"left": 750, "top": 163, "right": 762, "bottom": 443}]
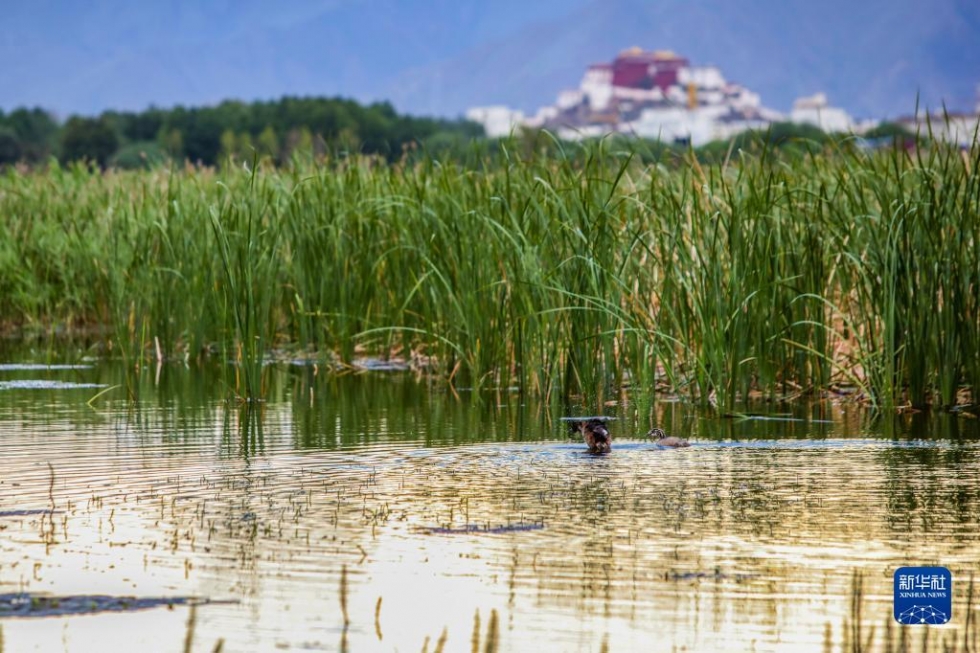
[{"left": 1, "top": 133, "right": 977, "bottom": 410}]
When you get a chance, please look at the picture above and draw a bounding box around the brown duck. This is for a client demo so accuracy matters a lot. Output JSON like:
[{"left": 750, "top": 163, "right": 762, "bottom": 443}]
[
  {"left": 570, "top": 418, "right": 612, "bottom": 454},
  {"left": 647, "top": 428, "right": 690, "bottom": 448}
]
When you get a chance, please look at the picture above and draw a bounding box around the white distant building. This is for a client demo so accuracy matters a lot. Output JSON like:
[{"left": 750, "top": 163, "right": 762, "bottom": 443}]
[
  {"left": 466, "top": 49, "right": 865, "bottom": 144},
  {"left": 899, "top": 83, "right": 980, "bottom": 147},
  {"left": 625, "top": 104, "right": 772, "bottom": 145},
  {"left": 790, "top": 93, "right": 853, "bottom": 133},
  {"left": 465, "top": 106, "right": 525, "bottom": 138},
  {"left": 581, "top": 64, "right": 614, "bottom": 111},
  {"left": 898, "top": 111, "right": 980, "bottom": 147},
  {"left": 525, "top": 105, "right": 559, "bottom": 128},
  {"left": 556, "top": 124, "right": 610, "bottom": 141},
  {"left": 677, "top": 65, "right": 725, "bottom": 90},
  {"left": 725, "top": 85, "right": 763, "bottom": 112},
  {"left": 529, "top": 49, "right": 784, "bottom": 145},
  {"left": 556, "top": 90, "right": 584, "bottom": 111},
  {"left": 626, "top": 106, "right": 696, "bottom": 142}
]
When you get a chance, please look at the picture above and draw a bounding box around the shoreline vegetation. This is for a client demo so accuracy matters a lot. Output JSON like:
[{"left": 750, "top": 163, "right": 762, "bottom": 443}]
[{"left": 1, "top": 130, "right": 978, "bottom": 412}]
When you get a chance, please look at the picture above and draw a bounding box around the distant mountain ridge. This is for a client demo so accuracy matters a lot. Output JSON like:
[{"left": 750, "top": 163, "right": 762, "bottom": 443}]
[
  {"left": 394, "top": 0, "right": 980, "bottom": 120},
  {"left": 1, "top": 0, "right": 977, "bottom": 120}
]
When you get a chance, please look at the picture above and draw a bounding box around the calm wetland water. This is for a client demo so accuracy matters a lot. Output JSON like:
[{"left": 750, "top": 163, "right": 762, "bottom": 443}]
[{"left": 1, "top": 355, "right": 979, "bottom": 652}]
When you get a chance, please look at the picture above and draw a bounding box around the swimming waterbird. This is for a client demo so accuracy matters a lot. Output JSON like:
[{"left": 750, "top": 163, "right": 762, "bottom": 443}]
[
  {"left": 647, "top": 428, "right": 690, "bottom": 447},
  {"left": 570, "top": 418, "right": 612, "bottom": 454}
]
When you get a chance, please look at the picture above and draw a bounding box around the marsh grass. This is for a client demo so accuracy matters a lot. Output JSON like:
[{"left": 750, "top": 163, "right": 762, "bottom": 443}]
[
  {"left": 183, "top": 604, "right": 197, "bottom": 653},
  {"left": 209, "top": 161, "right": 285, "bottom": 399},
  {"left": 1, "top": 135, "right": 978, "bottom": 408}
]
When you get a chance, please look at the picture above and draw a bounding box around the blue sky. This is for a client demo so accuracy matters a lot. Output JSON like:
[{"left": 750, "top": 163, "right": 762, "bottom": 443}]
[{"left": 2, "top": 0, "right": 977, "bottom": 119}]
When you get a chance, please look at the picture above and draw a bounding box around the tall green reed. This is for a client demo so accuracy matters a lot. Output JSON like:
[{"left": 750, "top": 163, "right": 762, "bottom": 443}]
[
  {"left": 209, "top": 162, "right": 284, "bottom": 400},
  {"left": 1, "top": 133, "right": 978, "bottom": 411}
]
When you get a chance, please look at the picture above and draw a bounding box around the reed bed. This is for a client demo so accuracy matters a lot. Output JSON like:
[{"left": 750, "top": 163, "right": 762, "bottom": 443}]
[{"left": 1, "top": 137, "right": 978, "bottom": 409}]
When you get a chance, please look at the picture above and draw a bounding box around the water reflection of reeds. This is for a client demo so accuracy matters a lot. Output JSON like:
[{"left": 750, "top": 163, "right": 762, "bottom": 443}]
[{"left": 2, "top": 368, "right": 980, "bottom": 650}]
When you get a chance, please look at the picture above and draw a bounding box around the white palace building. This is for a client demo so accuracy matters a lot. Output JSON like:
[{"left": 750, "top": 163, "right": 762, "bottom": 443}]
[{"left": 468, "top": 47, "right": 856, "bottom": 144}]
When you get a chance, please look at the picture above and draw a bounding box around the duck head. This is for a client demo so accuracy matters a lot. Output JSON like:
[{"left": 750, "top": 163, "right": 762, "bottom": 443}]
[{"left": 647, "top": 427, "right": 690, "bottom": 447}]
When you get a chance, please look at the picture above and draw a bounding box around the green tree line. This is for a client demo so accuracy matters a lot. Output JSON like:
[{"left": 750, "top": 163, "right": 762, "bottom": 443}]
[
  {"left": 0, "top": 107, "right": 61, "bottom": 165},
  {"left": 1, "top": 96, "right": 918, "bottom": 170},
  {"left": 0, "top": 96, "right": 485, "bottom": 168}
]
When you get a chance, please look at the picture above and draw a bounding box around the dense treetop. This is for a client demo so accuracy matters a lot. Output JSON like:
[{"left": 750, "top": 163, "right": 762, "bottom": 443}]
[{"left": 0, "top": 96, "right": 484, "bottom": 168}]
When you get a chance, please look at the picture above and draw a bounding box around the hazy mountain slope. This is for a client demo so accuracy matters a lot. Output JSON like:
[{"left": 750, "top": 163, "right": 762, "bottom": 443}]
[
  {"left": 388, "top": 0, "right": 980, "bottom": 119},
  {"left": 1, "top": 0, "right": 976, "bottom": 119}
]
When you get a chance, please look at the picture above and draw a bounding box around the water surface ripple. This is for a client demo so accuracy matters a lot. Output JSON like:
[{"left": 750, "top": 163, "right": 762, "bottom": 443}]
[{"left": 1, "top": 365, "right": 978, "bottom": 652}]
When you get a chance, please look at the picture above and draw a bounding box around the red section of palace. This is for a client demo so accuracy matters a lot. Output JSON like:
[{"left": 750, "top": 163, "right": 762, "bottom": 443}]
[{"left": 610, "top": 50, "right": 688, "bottom": 90}]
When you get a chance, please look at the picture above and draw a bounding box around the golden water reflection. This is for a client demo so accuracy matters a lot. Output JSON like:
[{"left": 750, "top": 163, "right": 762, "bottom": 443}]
[{"left": 0, "top": 369, "right": 979, "bottom": 652}]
